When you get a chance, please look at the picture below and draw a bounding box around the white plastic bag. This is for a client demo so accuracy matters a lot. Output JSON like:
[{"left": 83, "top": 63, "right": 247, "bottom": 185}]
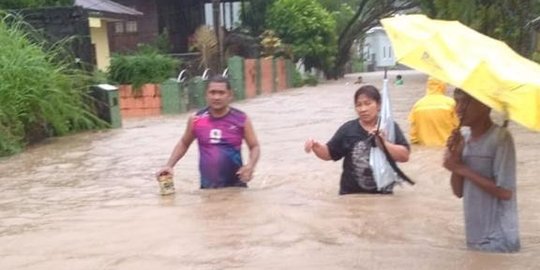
[{"left": 369, "top": 78, "right": 400, "bottom": 191}]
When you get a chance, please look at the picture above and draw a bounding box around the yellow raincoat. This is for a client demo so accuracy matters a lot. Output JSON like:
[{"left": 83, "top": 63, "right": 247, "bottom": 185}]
[{"left": 409, "top": 78, "right": 458, "bottom": 146}]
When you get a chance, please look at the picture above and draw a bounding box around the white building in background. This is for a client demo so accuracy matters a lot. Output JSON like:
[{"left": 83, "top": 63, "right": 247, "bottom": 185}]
[
  {"left": 363, "top": 26, "right": 396, "bottom": 71},
  {"left": 204, "top": 2, "right": 242, "bottom": 30}
]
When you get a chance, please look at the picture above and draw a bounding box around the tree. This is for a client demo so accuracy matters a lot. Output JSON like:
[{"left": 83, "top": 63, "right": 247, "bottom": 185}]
[
  {"left": 327, "top": 0, "right": 417, "bottom": 79},
  {"left": 0, "top": 0, "right": 73, "bottom": 9},
  {"left": 242, "top": 0, "right": 276, "bottom": 36},
  {"left": 318, "top": 0, "right": 357, "bottom": 35},
  {"left": 267, "top": 0, "right": 336, "bottom": 72},
  {"left": 418, "top": 0, "right": 540, "bottom": 57}
]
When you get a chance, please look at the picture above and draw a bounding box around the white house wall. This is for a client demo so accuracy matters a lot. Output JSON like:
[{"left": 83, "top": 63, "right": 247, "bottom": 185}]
[
  {"left": 374, "top": 31, "right": 395, "bottom": 67},
  {"left": 204, "top": 2, "right": 241, "bottom": 29},
  {"left": 363, "top": 27, "right": 396, "bottom": 69}
]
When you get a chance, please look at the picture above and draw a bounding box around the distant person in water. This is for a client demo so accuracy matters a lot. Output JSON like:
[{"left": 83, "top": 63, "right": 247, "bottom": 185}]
[
  {"left": 304, "top": 85, "right": 410, "bottom": 195},
  {"left": 444, "top": 88, "right": 520, "bottom": 253},
  {"left": 395, "top": 75, "right": 403, "bottom": 85},
  {"left": 156, "top": 75, "right": 260, "bottom": 189}
]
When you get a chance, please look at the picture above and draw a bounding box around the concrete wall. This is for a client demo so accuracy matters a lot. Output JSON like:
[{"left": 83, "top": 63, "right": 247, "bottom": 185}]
[{"left": 89, "top": 18, "right": 111, "bottom": 71}]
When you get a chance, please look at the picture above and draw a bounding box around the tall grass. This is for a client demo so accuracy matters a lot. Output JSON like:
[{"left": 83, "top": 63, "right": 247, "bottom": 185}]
[{"left": 0, "top": 12, "right": 104, "bottom": 156}]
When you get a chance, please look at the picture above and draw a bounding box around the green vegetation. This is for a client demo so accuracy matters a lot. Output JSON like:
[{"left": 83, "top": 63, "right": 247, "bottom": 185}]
[
  {"left": 303, "top": 74, "right": 319, "bottom": 86},
  {"left": 0, "top": 0, "right": 74, "bottom": 9},
  {"left": 351, "top": 56, "right": 364, "bottom": 73},
  {"left": 241, "top": 0, "right": 276, "bottom": 36},
  {"left": 107, "top": 47, "right": 179, "bottom": 93},
  {"left": 240, "top": 0, "right": 416, "bottom": 78},
  {"left": 533, "top": 52, "right": 540, "bottom": 63},
  {"left": 324, "top": 0, "right": 416, "bottom": 79},
  {"left": 0, "top": 13, "right": 104, "bottom": 156},
  {"left": 267, "top": 0, "right": 336, "bottom": 72},
  {"left": 292, "top": 69, "right": 304, "bottom": 87},
  {"left": 317, "top": 0, "right": 356, "bottom": 34},
  {"left": 418, "top": 0, "right": 540, "bottom": 57}
]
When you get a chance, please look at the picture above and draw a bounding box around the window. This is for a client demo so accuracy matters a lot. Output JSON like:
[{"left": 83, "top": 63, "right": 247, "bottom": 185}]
[
  {"left": 364, "top": 44, "right": 371, "bottom": 61},
  {"left": 126, "top": 21, "right": 138, "bottom": 33},
  {"left": 114, "top": 22, "right": 124, "bottom": 33}
]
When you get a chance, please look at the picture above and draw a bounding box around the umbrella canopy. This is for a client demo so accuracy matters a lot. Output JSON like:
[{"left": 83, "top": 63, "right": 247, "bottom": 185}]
[{"left": 381, "top": 14, "right": 540, "bottom": 131}]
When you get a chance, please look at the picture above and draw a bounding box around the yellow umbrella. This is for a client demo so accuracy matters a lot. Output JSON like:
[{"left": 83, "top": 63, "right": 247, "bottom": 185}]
[{"left": 381, "top": 14, "right": 540, "bottom": 131}]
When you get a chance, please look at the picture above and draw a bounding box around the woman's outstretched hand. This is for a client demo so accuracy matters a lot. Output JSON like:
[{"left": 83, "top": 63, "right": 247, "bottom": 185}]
[
  {"left": 304, "top": 138, "right": 323, "bottom": 153},
  {"left": 304, "top": 138, "right": 315, "bottom": 153}
]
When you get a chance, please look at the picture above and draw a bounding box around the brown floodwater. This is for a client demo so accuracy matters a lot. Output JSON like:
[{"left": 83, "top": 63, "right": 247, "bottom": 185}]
[{"left": 1, "top": 71, "right": 539, "bottom": 270}]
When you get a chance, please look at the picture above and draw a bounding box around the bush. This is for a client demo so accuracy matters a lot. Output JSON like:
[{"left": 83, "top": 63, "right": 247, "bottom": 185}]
[
  {"left": 303, "top": 74, "right": 319, "bottom": 86},
  {"left": 351, "top": 57, "right": 364, "bottom": 73},
  {"left": 292, "top": 69, "right": 304, "bottom": 87},
  {"left": 0, "top": 13, "right": 104, "bottom": 156},
  {"left": 107, "top": 49, "right": 179, "bottom": 93},
  {"left": 533, "top": 51, "right": 540, "bottom": 64}
]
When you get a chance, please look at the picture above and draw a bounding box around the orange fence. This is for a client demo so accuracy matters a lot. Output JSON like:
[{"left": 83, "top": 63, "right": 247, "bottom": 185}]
[{"left": 119, "top": 84, "right": 161, "bottom": 118}]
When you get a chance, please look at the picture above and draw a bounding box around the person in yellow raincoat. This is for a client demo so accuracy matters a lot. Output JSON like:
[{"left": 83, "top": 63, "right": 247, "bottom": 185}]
[{"left": 408, "top": 77, "right": 458, "bottom": 146}]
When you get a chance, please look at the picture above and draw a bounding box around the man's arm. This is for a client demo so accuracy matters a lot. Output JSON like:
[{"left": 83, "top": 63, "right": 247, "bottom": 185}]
[
  {"left": 450, "top": 172, "right": 464, "bottom": 198},
  {"left": 444, "top": 129, "right": 465, "bottom": 198},
  {"left": 243, "top": 117, "right": 260, "bottom": 169},
  {"left": 452, "top": 165, "right": 512, "bottom": 200},
  {"left": 444, "top": 129, "right": 513, "bottom": 201},
  {"left": 156, "top": 116, "right": 196, "bottom": 177},
  {"left": 444, "top": 149, "right": 512, "bottom": 200},
  {"left": 237, "top": 117, "right": 260, "bottom": 182},
  {"left": 443, "top": 148, "right": 465, "bottom": 198}
]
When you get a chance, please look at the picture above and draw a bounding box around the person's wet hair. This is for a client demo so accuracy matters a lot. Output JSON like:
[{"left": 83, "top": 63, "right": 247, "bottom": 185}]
[
  {"left": 453, "top": 88, "right": 469, "bottom": 99},
  {"left": 454, "top": 88, "right": 485, "bottom": 103},
  {"left": 354, "top": 85, "right": 381, "bottom": 104},
  {"left": 207, "top": 75, "right": 232, "bottom": 90},
  {"left": 454, "top": 87, "right": 491, "bottom": 113}
]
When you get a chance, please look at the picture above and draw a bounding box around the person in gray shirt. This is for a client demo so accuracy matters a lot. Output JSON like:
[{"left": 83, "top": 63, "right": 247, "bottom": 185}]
[{"left": 443, "top": 88, "right": 520, "bottom": 253}]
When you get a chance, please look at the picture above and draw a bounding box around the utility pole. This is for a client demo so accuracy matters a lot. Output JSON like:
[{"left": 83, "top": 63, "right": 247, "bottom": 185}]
[{"left": 212, "top": 0, "right": 224, "bottom": 71}]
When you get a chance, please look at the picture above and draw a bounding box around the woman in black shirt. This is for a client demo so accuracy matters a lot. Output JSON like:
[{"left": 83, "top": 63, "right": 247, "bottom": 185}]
[{"left": 304, "top": 85, "right": 410, "bottom": 195}]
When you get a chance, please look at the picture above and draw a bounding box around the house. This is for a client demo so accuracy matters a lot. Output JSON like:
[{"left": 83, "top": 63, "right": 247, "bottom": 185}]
[
  {"left": 74, "top": 0, "right": 142, "bottom": 70},
  {"left": 17, "top": 0, "right": 142, "bottom": 71},
  {"left": 203, "top": 1, "right": 242, "bottom": 29},
  {"left": 362, "top": 26, "right": 396, "bottom": 71},
  {"left": 108, "top": 0, "right": 244, "bottom": 55}
]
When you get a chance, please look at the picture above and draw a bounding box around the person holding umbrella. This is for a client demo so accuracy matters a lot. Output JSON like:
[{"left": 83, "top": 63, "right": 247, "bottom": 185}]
[
  {"left": 380, "top": 13, "right": 539, "bottom": 253},
  {"left": 444, "top": 88, "right": 520, "bottom": 253}
]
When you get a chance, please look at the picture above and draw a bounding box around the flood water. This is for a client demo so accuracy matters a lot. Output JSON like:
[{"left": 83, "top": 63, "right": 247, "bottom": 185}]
[{"left": 1, "top": 71, "right": 539, "bottom": 270}]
